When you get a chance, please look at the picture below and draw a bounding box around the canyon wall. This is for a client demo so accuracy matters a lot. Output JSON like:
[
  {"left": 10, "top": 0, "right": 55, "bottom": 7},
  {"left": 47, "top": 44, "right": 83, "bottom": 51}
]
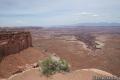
[{"left": 0, "top": 31, "right": 32, "bottom": 60}]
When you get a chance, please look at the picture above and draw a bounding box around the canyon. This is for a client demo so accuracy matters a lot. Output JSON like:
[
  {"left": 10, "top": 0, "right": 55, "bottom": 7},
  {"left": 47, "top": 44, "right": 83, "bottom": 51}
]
[{"left": 0, "top": 26, "right": 120, "bottom": 79}]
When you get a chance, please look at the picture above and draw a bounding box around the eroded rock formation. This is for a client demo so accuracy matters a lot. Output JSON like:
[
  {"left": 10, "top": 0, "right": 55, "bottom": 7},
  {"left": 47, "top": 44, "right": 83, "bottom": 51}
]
[{"left": 0, "top": 31, "right": 32, "bottom": 60}]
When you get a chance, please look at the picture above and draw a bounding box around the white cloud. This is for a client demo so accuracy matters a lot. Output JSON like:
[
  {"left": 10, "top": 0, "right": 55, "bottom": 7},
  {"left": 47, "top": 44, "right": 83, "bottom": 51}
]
[
  {"left": 73, "top": 12, "right": 100, "bottom": 17},
  {"left": 16, "top": 20, "right": 24, "bottom": 23},
  {"left": 92, "top": 14, "right": 99, "bottom": 17},
  {"left": 80, "top": 12, "right": 92, "bottom": 15},
  {"left": 73, "top": 12, "right": 91, "bottom": 16}
]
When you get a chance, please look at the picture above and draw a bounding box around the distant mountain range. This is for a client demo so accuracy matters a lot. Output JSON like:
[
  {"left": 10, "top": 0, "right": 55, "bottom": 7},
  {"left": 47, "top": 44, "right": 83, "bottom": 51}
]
[
  {"left": 0, "top": 22, "right": 120, "bottom": 28},
  {"left": 75, "top": 22, "right": 120, "bottom": 27},
  {"left": 50, "top": 22, "right": 120, "bottom": 28}
]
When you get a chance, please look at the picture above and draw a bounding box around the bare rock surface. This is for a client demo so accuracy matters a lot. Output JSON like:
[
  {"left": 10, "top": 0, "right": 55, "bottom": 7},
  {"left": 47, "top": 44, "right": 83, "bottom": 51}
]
[
  {"left": 0, "top": 31, "right": 32, "bottom": 61},
  {"left": 8, "top": 68, "right": 116, "bottom": 80},
  {"left": 0, "top": 47, "right": 46, "bottom": 78}
]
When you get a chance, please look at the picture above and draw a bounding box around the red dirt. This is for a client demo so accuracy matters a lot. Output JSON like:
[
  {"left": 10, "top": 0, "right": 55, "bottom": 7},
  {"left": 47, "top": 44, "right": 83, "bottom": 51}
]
[{"left": 0, "top": 47, "right": 46, "bottom": 78}]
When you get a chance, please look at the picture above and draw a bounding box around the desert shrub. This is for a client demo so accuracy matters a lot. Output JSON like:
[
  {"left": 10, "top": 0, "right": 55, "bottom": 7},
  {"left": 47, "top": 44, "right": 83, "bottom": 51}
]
[
  {"left": 59, "top": 59, "right": 70, "bottom": 72},
  {"left": 38, "top": 56, "right": 70, "bottom": 76}
]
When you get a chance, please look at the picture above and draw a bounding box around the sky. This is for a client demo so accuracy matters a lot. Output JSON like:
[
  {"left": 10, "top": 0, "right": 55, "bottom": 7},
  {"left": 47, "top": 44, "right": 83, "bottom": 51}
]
[{"left": 0, "top": 0, "right": 120, "bottom": 26}]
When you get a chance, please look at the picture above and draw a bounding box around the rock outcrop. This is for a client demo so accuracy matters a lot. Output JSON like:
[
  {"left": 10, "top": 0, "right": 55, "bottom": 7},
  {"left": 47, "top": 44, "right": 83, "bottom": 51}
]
[
  {"left": 0, "top": 47, "right": 45, "bottom": 78},
  {"left": 0, "top": 31, "right": 32, "bottom": 60},
  {"left": 7, "top": 68, "right": 118, "bottom": 80}
]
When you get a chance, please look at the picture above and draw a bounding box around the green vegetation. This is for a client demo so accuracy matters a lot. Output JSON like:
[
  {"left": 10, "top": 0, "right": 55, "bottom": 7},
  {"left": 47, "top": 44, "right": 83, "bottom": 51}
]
[{"left": 38, "top": 56, "right": 70, "bottom": 76}]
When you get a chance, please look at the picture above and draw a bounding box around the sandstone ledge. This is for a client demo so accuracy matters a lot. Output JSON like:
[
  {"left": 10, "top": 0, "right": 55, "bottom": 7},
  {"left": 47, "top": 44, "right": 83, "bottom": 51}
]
[{"left": 7, "top": 68, "right": 117, "bottom": 80}]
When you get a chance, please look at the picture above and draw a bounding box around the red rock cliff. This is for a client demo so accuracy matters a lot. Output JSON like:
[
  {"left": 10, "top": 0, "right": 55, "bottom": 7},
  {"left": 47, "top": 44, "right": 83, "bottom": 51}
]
[{"left": 0, "top": 31, "right": 32, "bottom": 60}]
